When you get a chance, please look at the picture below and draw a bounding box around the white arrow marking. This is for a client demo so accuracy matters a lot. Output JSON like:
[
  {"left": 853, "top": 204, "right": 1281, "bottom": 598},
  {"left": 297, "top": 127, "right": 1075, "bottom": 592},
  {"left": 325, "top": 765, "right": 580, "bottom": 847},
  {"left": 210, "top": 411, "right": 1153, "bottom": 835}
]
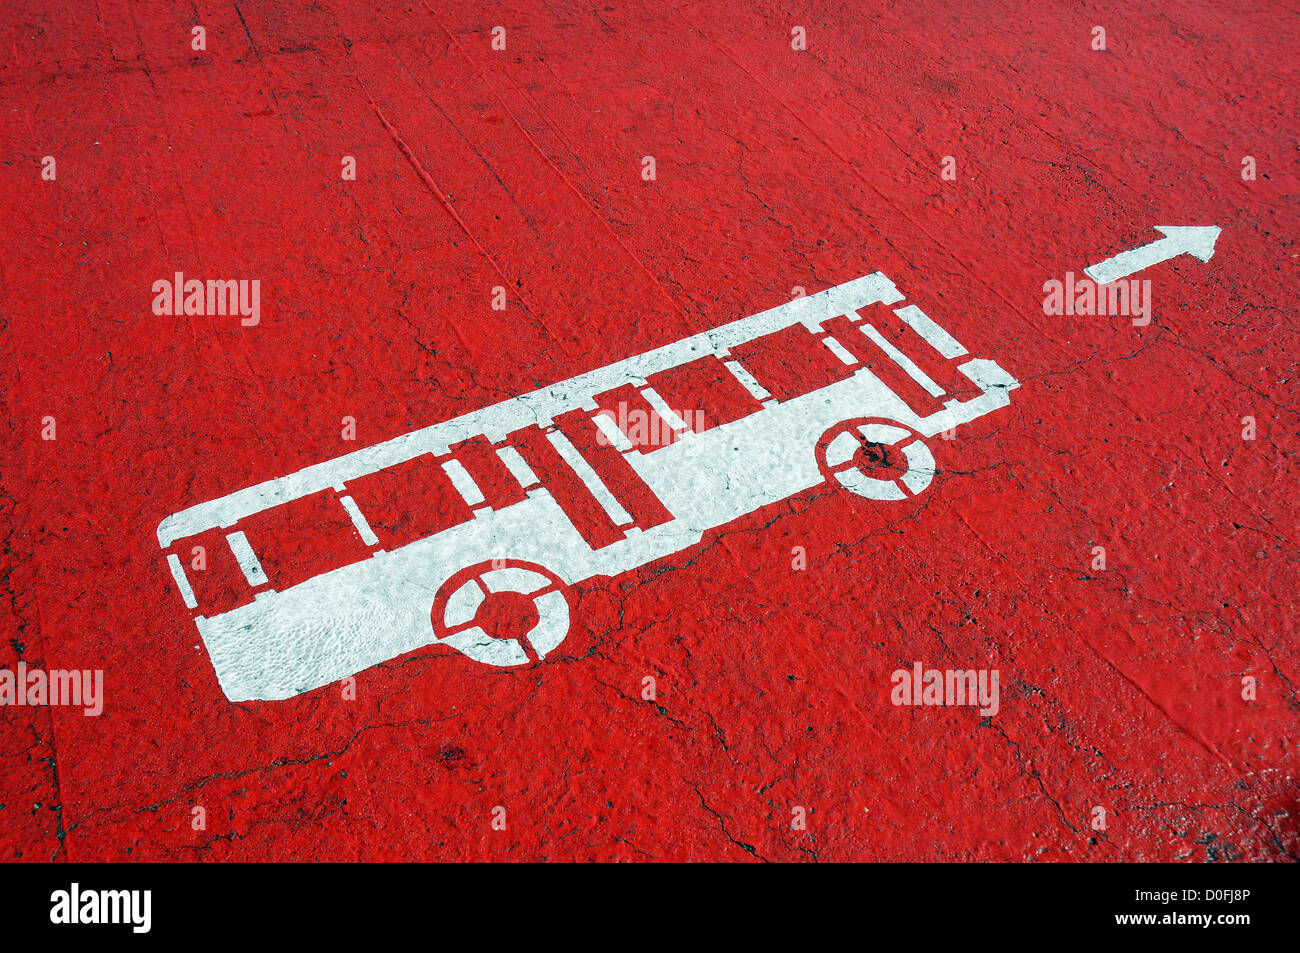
[{"left": 1084, "top": 225, "right": 1221, "bottom": 285}]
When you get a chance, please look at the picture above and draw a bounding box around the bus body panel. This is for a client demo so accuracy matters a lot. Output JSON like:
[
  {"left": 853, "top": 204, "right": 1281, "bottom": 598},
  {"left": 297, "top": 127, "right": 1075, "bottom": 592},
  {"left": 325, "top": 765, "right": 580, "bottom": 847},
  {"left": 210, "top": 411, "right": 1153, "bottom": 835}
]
[{"left": 198, "top": 491, "right": 596, "bottom": 700}]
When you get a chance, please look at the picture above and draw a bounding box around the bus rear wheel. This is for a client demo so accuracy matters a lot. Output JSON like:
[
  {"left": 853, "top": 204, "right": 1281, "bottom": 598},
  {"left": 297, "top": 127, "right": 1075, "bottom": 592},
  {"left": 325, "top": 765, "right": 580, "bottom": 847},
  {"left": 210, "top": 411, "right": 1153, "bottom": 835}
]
[{"left": 431, "top": 559, "right": 572, "bottom": 666}]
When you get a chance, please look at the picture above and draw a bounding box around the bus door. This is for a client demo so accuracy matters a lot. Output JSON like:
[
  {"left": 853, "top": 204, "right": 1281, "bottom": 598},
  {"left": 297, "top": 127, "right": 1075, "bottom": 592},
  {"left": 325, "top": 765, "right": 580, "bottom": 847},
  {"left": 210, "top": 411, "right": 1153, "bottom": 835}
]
[{"left": 503, "top": 350, "right": 776, "bottom": 552}]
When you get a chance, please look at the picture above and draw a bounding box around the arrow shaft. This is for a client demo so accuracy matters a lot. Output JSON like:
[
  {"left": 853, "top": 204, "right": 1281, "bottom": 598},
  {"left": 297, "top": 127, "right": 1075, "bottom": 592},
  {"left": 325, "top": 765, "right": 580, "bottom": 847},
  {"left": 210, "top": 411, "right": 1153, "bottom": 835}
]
[{"left": 1084, "top": 236, "right": 1177, "bottom": 284}]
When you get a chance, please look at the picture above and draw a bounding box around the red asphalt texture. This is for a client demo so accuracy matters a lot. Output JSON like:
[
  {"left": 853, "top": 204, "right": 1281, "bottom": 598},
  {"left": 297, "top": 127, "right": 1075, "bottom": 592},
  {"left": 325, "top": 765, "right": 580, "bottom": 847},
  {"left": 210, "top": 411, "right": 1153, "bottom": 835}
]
[{"left": 1, "top": 0, "right": 1297, "bottom": 862}]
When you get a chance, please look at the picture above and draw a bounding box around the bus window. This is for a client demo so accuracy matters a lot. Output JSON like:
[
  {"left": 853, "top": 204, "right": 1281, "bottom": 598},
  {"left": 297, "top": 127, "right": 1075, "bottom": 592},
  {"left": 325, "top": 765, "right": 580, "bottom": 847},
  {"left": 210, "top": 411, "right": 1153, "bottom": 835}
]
[
  {"left": 236, "top": 489, "right": 373, "bottom": 592},
  {"left": 854, "top": 303, "right": 976, "bottom": 399},
  {"left": 644, "top": 354, "right": 763, "bottom": 433},
  {"left": 729, "top": 323, "right": 856, "bottom": 403},
  {"left": 508, "top": 424, "right": 626, "bottom": 549},
  {"left": 165, "top": 524, "right": 261, "bottom": 617},
  {"left": 450, "top": 435, "right": 528, "bottom": 509},
  {"left": 345, "top": 452, "right": 475, "bottom": 551},
  {"left": 594, "top": 383, "right": 681, "bottom": 452},
  {"left": 821, "top": 314, "right": 943, "bottom": 415},
  {"left": 554, "top": 409, "right": 673, "bottom": 531}
]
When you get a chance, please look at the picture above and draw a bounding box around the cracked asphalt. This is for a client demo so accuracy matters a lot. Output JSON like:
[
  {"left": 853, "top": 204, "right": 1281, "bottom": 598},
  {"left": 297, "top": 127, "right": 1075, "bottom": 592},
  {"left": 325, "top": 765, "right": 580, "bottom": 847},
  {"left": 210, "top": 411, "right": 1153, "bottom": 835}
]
[{"left": 1, "top": 0, "right": 1296, "bottom": 861}]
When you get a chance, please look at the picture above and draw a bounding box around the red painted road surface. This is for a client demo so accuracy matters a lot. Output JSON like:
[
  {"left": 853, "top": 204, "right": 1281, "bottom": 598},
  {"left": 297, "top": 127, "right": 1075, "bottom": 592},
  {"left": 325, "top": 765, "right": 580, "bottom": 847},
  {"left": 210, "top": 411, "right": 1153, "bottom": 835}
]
[{"left": 2, "top": 0, "right": 1297, "bottom": 861}]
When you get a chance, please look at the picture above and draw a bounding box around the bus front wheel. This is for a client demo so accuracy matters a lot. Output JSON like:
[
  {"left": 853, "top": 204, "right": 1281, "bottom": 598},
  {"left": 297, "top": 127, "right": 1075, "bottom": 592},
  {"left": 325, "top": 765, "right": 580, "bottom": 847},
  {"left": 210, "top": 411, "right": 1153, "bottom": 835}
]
[
  {"left": 815, "top": 418, "right": 936, "bottom": 501},
  {"left": 430, "top": 559, "right": 572, "bottom": 667}
]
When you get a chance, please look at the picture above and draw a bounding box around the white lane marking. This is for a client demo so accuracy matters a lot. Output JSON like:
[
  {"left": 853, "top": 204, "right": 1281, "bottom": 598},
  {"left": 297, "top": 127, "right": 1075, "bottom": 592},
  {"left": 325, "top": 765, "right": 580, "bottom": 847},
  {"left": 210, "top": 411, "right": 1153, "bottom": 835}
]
[
  {"left": 226, "top": 531, "right": 268, "bottom": 587},
  {"left": 441, "top": 458, "right": 486, "bottom": 507},
  {"left": 496, "top": 444, "right": 541, "bottom": 487},
  {"left": 546, "top": 429, "right": 634, "bottom": 527},
  {"left": 892, "top": 305, "right": 968, "bottom": 359},
  {"left": 861, "top": 325, "right": 946, "bottom": 397},
  {"left": 339, "top": 494, "right": 379, "bottom": 547},
  {"left": 166, "top": 553, "right": 198, "bottom": 610}
]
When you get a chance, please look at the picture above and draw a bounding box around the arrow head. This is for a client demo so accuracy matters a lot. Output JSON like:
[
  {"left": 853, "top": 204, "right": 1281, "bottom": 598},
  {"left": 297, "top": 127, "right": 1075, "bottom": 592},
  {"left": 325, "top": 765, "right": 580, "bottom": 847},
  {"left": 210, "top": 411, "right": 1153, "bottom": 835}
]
[{"left": 1154, "top": 225, "right": 1221, "bottom": 262}]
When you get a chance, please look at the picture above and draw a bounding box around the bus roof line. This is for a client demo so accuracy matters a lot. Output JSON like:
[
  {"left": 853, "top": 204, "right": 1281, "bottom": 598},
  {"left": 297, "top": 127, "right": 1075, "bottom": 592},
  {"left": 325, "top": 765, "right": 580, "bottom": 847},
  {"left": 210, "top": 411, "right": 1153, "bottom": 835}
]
[{"left": 156, "top": 273, "right": 904, "bottom": 547}]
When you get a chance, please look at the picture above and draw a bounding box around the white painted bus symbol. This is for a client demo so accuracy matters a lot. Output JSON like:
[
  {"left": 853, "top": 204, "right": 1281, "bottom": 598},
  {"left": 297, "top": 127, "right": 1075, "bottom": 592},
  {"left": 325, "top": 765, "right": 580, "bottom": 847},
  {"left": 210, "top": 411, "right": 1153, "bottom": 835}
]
[{"left": 157, "top": 272, "right": 1018, "bottom": 701}]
